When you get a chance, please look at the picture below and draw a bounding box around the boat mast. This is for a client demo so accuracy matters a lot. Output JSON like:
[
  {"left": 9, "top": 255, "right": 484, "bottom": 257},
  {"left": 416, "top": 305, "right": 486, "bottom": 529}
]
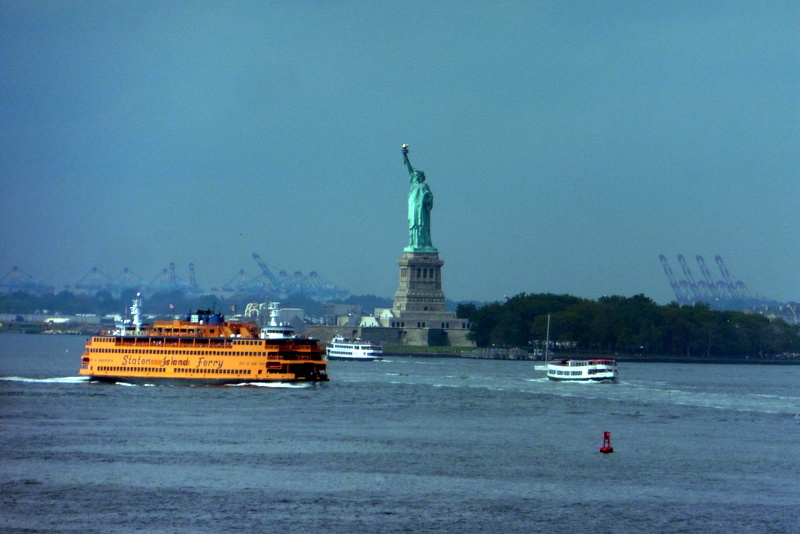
[{"left": 544, "top": 314, "right": 551, "bottom": 363}]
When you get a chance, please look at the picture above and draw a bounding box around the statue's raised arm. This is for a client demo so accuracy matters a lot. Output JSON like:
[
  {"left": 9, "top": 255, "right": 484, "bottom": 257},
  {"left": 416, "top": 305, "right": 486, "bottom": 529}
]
[{"left": 402, "top": 144, "right": 414, "bottom": 177}]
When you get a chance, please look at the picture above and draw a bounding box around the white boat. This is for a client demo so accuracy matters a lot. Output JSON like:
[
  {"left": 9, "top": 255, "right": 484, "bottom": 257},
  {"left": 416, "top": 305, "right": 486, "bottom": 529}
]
[
  {"left": 326, "top": 335, "right": 383, "bottom": 361},
  {"left": 547, "top": 359, "right": 618, "bottom": 382}
]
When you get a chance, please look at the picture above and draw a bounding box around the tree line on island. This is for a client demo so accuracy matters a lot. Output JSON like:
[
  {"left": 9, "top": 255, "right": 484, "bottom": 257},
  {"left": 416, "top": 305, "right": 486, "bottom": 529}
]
[{"left": 457, "top": 293, "right": 799, "bottom": 360}]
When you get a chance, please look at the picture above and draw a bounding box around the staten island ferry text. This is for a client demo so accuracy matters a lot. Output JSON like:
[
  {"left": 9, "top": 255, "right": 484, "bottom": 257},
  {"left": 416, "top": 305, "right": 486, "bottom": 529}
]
[{"left": 120, "top": 355, "right": 225, "bottom": 369}]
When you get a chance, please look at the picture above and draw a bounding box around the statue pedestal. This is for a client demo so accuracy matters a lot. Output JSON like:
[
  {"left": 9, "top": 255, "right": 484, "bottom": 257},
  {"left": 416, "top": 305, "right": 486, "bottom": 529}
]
[
  {"left": 390, "top": 251, "right": 472, "bottom": 346},
  {"left": 393, "top": 251, "right": 447, "bottom": 314}
]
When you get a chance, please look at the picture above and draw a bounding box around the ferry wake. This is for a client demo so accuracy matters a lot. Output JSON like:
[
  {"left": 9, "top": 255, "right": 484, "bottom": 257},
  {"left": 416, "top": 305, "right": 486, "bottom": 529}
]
[{"left": 79, "top": 295, "right": 328, "bottom": 385}]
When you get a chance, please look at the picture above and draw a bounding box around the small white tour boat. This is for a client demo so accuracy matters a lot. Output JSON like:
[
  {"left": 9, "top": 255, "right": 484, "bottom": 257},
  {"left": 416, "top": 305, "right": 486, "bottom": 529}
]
[
  {"left": 326, "top": 335, "right": 383, "bottom": 361},
  {"left": 546, "top": 359, "right": 618, "bottom": 382}
]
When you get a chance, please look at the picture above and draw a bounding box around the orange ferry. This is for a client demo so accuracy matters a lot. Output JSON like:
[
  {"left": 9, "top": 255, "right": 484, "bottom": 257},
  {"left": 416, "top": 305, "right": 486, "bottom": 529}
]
[{"left": 79, "top": 295, "right": 328, "bottom": 385}]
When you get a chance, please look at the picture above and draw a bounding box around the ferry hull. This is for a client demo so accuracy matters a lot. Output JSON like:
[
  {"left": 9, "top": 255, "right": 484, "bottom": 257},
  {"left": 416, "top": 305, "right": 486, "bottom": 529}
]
[
  {"left": 88, "top": 375, "right": 325, "bottom": 386},
  {"left": 326, "top": 355, "right": 382, "bottom": 361},
  {"left": 547, "top": 375, "right": 617, "bottom": 383}
]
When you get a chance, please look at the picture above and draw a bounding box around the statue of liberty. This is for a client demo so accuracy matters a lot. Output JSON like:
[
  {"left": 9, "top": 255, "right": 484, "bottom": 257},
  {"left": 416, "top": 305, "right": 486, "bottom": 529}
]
[{"left": 401, "top": 144, "right": 436, "bottom": 252}]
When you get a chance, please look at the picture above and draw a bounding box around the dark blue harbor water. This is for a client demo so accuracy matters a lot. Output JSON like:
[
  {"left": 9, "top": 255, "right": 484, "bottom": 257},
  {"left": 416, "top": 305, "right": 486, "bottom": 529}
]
[{"left": 1, "top": 333, "right": 799, "bottom": 533}]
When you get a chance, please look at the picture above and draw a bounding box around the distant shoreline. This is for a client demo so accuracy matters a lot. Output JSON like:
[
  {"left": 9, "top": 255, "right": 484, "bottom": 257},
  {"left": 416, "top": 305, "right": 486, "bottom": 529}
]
[
  {"left": 603, "top": 356, "right": 799, "bottom": 365},
  {"left": 4, "top": 331, "right": 796, "bottom": 365},
  {"left": 385, "top": 351, "right": 800, "bottom": 365}
]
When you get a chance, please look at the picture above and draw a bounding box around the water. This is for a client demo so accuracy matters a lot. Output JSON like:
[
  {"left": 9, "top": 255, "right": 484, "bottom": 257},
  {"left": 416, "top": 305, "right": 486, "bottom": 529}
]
[{"left": 1, "top": 333, "right": 799, "bottom": 533}]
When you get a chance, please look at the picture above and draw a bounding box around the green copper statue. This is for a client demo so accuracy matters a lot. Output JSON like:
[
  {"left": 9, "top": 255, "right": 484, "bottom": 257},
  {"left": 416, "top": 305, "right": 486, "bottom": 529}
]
[{"left": 402, "top": 144, "right": 436, "bottom": 252}]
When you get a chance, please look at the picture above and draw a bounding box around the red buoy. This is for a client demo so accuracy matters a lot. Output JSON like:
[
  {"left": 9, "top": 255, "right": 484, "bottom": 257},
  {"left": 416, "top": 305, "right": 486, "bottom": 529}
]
[{"left": 600, "top": 431, "right": 614, "bottom": 453}]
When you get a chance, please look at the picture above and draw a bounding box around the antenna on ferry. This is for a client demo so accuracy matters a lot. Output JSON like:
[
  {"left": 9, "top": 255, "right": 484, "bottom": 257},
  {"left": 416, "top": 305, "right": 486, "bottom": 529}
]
[
  {"left": 132, "top": 292, "right": 142, "bottom": 335},
  {"left": 269, "top": 302, "right": 280, "bottom": 326}
]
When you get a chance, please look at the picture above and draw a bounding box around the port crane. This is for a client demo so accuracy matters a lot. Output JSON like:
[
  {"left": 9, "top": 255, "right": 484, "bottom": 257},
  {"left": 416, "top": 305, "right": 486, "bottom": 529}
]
[
  {"left": 695, "top": 255, "right": 725, "bottom": 299},
  {"left": 659, "top": 254, "right": 761, "bottom": 309},
  {"left": 659, "top": 255, "right": 691, "bottom": 304},
  {"left": 252, "top": 253, "right": 283, "bottom": 294}
]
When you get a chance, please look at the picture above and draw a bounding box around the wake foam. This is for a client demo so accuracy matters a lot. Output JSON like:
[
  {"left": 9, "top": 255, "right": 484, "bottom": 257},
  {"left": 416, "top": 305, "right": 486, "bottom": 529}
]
[
  {"left": 0, "top": 376, "right": 90, "bottom": 384},
  {"left": 226, "top": 382, "right": 313, "bottom": 388}
]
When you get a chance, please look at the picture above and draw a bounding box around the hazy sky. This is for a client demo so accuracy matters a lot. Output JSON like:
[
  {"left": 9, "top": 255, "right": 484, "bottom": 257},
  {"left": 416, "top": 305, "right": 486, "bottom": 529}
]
[{"left": 1, "top": 1, "right": 797, "bottom": 304}]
